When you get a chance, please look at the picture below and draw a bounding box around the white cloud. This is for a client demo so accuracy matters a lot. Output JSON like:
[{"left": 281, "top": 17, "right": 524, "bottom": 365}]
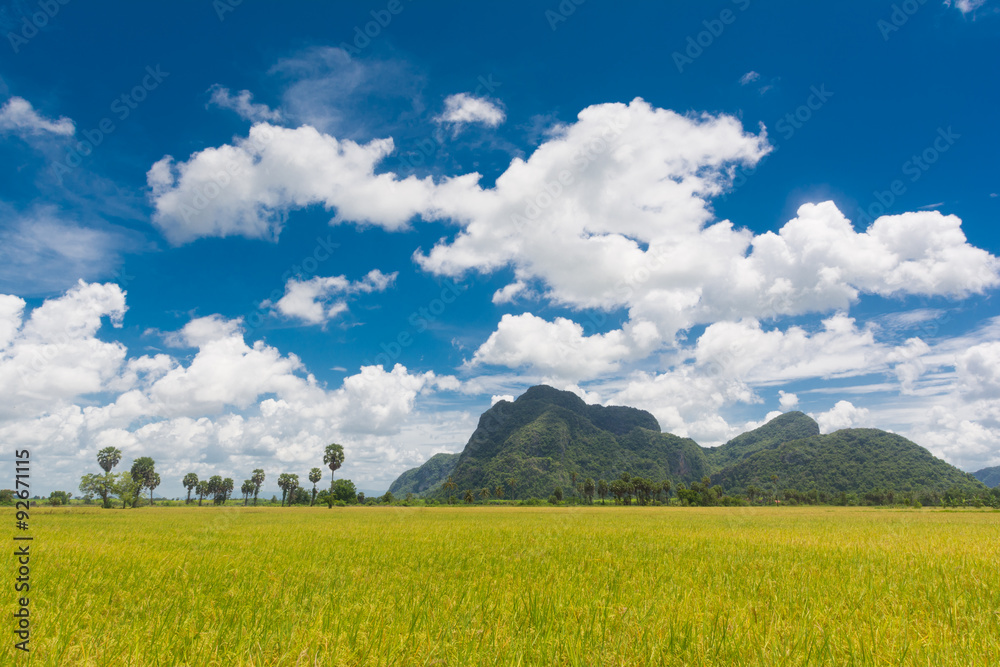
[
  {"left": 264, "top": 269, "right": 397, "bottom": 325},
  {"left": 469, "top": 312, "right": 660, "bottom": 381},
  {"left": 435, "top": 93, "right": 505, "bottom": 128},
  {"left": 778, "top": 390, "right": 799, "bottom": 410},
  {"left": 0, "top": 96, "right": 74, "bottom": 137},
  {"left": 813, "top": 400, "right": 871, "bottom": 433},
  {"left": 207, "top": 85, "right": 282, "bottom": 123},
  {"left": 491, "top": 394, "right": 514, "bottom": 405},
  {"left": 946, "top": 0, "right": 986, "bottom": 14},
  {"left": 739, "top": 71, "right": 761, "bottom": 85},
  {"left": 147, "top": 123, "right": 442, "bottom": 244}
]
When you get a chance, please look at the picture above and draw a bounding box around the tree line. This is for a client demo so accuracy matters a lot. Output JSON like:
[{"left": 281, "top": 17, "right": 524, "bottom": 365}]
[{"left": 75, "top": 443, "right": 361, "bottom": 508}]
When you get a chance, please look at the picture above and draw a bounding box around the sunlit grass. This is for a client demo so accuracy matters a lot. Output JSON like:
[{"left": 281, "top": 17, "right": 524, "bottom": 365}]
[{"left": 5, "top": 506, "right": 999, "bottom": 665}]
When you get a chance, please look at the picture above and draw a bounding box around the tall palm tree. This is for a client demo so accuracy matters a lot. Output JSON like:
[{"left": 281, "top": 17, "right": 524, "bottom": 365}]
[
  {"left": 479, "top": 487, "right": 490, "bottom": 502},
  {"left": 323, "top": 443, "right": 345, "bottom": 484},
  {"left": 251, "top": 469, "right": 265, "bottom": 506},
  {"left": 241, "top": 480, "right": 253, "bottom": 506},
  {"left": 308, "top": 468, "right": 322, "bottom": 505},
  {"left": 277, "top": 473, "right": 291, "bottom": 506},
  {"left": 183, "top": 473, "right": 199, "bottom": 504},
  {"left": 222, "top": 478, "right": 234, "bottom": 504},
  {"left": 196, "top": 480, "right": 209, "bottom": 506},
  {"left": 149, "top": 472, "right": 160, "bottom": 505},
  {"left": 97, "top": 447, "right": 122, "bottom": 474}
]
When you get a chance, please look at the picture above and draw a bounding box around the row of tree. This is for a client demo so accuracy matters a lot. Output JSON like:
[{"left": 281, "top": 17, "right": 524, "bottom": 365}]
[{"left": 79, "top": 443, "right": 349, "bottom": 509}]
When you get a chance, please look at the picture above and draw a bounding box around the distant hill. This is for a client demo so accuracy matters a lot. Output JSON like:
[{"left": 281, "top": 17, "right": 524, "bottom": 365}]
[
  {"left": 973, "top": 466, "right": 1000, "bottom": 488},
  {"left": 711, "top": 428, "right": 984, "bottom": 495},
  {"left": 387, "top": 453, "right": 460, "bottom": 497},
  {"left": 705, "top": 411, "right": 820, "bottom": 469},
  {"left": 390, "top": 385, "right": 986, "bottom": 499}
]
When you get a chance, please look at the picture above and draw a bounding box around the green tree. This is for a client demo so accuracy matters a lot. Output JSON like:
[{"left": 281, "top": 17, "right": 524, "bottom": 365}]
[
  {"left": 196, "top": 480, "right": 209, "bottom": 506},
  {"left": 251, "top": 469, "right": 265, "bottom": 506},
  {"left": 463, "top": 489, "right": 474, "bottom": 504},
  {"left": 277, "top": 474, "right": 292, "bottom": 506},
  {"left": 130, "top": 457, "right": 156, "bottom": 507},
  {"left": 149, "top": 472, "right": 161, "bottom": 505},
  {"left": 183, "top": 473, "right": 199, "bottom": 504},
  {"left": 287, "top": 474, "right": 300, "bottom": 504},
  {"left": 597, "top": 479, "right": 609, "bottom": 504},
  {"left": 221, "top": 477, "right": 234, "bottom": 504},
  {"left": 308, "top": 467, "right": 322, "bottom": 506},
  {"left": 207, "top": 475, "right": 224, "bottom": 505},
  {"left": 113, "top": 472, "right": 142, "bottom": 509},
  {"left": 494, "top": 485, "right": 505, "bottom": 499},
  {"left": 331, "top": 478, "right": 357, "bottom": 503},
  {"left": 479, "top": 487, "right": 490, "bottom": 502},
  {"left": 97, "top": 446, "right": 122, "bottom": 474},
  {"left": 79, "top": 472, "right": 115, "bottom": 508},
  {"left": 49, "top": 490, "right": 70, "bottom": 506},
  {"left": 553, "top": 486, "right": 563, "bottom": 502},
  {"left": 323, "top": 443, "right": 345, "bottom": 483},
  {"left": 240, "top": 479, "right": 253, "bottom": 506},
  {"left": 584, "top": 477, "right": 595, "bottom": 504}
]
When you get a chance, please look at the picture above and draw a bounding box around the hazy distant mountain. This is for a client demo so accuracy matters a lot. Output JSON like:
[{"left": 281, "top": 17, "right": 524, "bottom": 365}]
[
  {"left": 390, "top": 385, "right": 985, "bottom": 499},
  {"left": 973, "top": 466, "right": 1000, "bottom": 488}
]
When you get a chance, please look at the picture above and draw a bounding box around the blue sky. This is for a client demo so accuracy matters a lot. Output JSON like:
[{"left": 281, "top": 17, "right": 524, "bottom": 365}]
[{"left": 1, "top": 0, "right": 999, "bottom": 496}]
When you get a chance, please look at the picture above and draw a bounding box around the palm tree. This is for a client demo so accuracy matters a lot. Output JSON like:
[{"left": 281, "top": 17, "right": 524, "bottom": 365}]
[
  {"left": 308, "top": 468, "right": 322, "bottom": 505},
  {"left": 149, "top": 472, "right": 160, "bottom": 505},
  {"left": 323, "top": 443, "right": 345, "bottom": 484},
  {"left": 183, "top": 473, "right": 199, "bottom": 504},
  {"left": 277, "top": 473, "right": 292, "bottom": 506},
  {"left": 130, "top": 457, "right": 156, "bottom": 507},
  {"left": 196, "top": 480, "right": 209, "bottom": 506},
  {"left": 97, "top": 446, "right": 122, "bottom": 474},
  {"left": 479, "top": 487, "right": 490, "bottom": 502},
  {"left": 506, "top": 477, "right": 518, "bottom": 499},
  {"left": 463, "top": 489, "right": 474, "bottom": 504},
  {"left": 251, "top": 469, "right": 265, "bottom": 506},
  {"left": 584, "top": 477, "right": 595, "bottom": 504},
  {"left": 207, "top": 475, "right": 223, "bottom": 505},
  {"left": 241, "top": 479, "right": 253, "bottom": 506},
  {"left": 222, "top": 478, "right": 234, "bottom": 504},
  {"left": 597, "top": 479, "right": 609, "bottom": 504},
  {"left": 287, "top": 474, "right": 300, "bottom": 505},
  {"left": 494, "top": 485, "right": 505, "bottom": 499}
]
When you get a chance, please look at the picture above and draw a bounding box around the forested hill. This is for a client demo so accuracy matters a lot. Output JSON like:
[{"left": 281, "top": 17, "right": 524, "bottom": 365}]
[
  {"left": 387, "top": 453, "right": 460, "bottom": 497},
  {"left": 390, "top": 385, "right": 985, "bottom": 499},
  {"left": 973, "top": 466, "right": 1000, "bottom": 488}
]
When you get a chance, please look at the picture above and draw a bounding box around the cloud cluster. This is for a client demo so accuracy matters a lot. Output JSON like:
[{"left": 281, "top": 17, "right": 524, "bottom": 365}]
[
  {"left": 435, "top": 93, "right": 505, "bottom": 129},
  {"left": 264, "top": 269, "right": 397, "bottom": 325}
]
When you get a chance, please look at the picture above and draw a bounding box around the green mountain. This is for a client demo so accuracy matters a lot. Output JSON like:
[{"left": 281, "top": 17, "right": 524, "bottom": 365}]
[
  {"left": 711, "top": 428, "right": 984, "bottom": 495},
  {"left": 435, "top": 385, "right": 706, "bottom": 499},
  {"left": 392, "top": 385, "right": 986, "bottom": 499},
  {"left": 705, "top": 411, "right": 820, "bottom": 469},
  {"left": 387, "top": 453, "right": 460, "bottom": 497},
  {"left": 973, "top": 466, "right": 1000, "bottom": 488}
]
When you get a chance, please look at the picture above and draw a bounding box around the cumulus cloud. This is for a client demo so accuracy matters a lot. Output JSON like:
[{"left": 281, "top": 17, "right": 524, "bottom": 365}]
[
  {"left": 435, "top": 93, "right": 505, "bottom": 128},
  {"left": 0, "top": 96, "right": 74, "bottom": 137},
  {"left": 207, "top": 85, "right": 282, "bottom": 123},
  {"left": 814, "top": 400, "right": 871, "bottom": 433},
  {"left": 264, "top": 269, "right": 397, "bottom": 325},
  {"left": 778, "top": 390, "right": 799, "bottom": 410},
  {"left": 469, "top": 312, "right": 660, "bottom": 380}
]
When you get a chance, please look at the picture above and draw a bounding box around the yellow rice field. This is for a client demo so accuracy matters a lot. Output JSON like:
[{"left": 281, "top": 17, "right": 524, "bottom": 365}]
[{"left": 4, "top": 505, "right": 999, "bottom": 666}]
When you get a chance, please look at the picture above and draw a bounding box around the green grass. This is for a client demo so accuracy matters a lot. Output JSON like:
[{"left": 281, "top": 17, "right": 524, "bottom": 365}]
[{"left": 5, "top": 506, "right": 1000, "bottom": 666}]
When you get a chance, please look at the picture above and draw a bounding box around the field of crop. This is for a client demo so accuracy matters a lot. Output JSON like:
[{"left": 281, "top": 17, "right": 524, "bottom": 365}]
[{"left": 4, "top": 505, "right": 999, "bottom": 666}]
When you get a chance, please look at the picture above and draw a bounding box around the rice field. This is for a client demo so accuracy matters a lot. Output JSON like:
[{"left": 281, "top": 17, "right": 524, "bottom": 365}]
[{"left": 4, "top": 505, "right": 999, "bottom": 666}]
